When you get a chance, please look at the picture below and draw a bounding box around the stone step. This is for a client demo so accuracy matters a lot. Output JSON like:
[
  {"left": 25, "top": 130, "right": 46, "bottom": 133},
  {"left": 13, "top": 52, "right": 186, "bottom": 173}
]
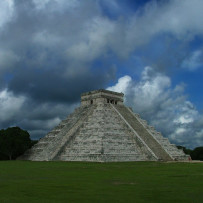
[{"left": 59, "top": 154, "right": 148, "bottom": 162}]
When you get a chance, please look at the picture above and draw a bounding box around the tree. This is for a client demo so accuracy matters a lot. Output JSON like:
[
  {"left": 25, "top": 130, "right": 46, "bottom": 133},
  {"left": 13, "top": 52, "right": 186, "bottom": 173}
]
[
  {"left": 0, "top": 127, "right": 32, "bottom": 160},
  {"left": 190, "top": 147, "right": 203, "bottom": 161}
]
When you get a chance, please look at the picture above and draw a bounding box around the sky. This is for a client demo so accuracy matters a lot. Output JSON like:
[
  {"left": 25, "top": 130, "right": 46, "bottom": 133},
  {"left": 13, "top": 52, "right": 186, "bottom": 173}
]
[{"left": 0, "top": 0, "right": 203, "bottom": 149}]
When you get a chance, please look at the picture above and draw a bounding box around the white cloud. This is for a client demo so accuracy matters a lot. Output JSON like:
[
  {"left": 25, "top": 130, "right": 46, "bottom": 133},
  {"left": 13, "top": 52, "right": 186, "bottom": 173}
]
[
  {"left": 174, "top": 101, "right": 198, "bottom": 124},
  {"left": 33, "top": 30, "right": 62, "bottom": 47},
  {"left": 1, "top": 0, "right": 203, "bottom": 63},
  {"left": 2, "top": 0, "right": 202, "bottom": 65},
  {"left": 33, "top": 0, "right": 50, "bottom": 9},
  {"left": 181, "top": 50, "right": 203, "bottom": 71},
  {"left": 0, "top": 89, "right": 25, "bottom": 122},
  {"left": 119, "top": 0, "right": 203, "bottom": 57},
  {"left": 107, "top": 75, "right": 132, "bottom": 93},
  {"left": 175, "top": 128, "right": 186, "bottom": 134},
  {"left": 140, "top": 0, "right": 203, "bottom": 38},
  {"left": 174, "top": 115, "right": 194, "bottom": 124},
  {"left": 66, "top": 17, "right": 115, "bottom": 62},
  {"left": 33, "top": 0, "right": 79, "bottom": 11},
  {"left": 64, "top": 0, "right": 203, "bottom": 61},
  {"left": 107, "top": 66, "right": 203, "bottom": 148},
  {"left": 0, "top": 0, "right": 14, "bottom": 29}
]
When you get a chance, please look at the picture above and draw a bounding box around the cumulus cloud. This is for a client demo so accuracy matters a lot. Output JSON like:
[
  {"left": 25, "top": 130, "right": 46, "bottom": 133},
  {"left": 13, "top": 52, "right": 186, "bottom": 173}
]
[
  {"left": 107, "top": 66, "right": 203, "bottom": 148},
  {"left": 0, "top": 88, "right": 79, "bottom": 139},
  {"left": 107, "top": 75, "right": 131, "bottom": 93}
]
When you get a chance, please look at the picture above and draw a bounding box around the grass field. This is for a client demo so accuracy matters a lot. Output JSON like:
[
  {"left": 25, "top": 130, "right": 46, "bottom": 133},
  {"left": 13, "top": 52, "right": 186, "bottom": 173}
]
[{"left": 0, "top": 161, "right": 202, "bottom": 202}]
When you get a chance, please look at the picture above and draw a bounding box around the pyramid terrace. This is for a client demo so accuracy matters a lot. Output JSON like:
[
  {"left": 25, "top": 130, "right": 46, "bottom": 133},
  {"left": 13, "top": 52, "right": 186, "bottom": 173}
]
[{"left": 19, "top": 89, "right": 190, "bottom": 162}]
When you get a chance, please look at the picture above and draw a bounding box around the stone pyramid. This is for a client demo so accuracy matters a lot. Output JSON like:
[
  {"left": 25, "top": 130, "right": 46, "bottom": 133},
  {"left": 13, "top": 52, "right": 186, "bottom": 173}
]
[{"left": 20, "top": 89, "right": 189, "bottom": 162}]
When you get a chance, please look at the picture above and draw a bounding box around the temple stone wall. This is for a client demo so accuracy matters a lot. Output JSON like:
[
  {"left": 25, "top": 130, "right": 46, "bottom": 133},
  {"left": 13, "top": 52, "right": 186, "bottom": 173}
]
[{"left": 81, "top": 89, "right": 124, "bottom": 106}]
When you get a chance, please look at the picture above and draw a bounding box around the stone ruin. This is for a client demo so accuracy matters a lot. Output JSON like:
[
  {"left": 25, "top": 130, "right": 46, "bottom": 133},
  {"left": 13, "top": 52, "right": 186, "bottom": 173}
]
[{"left": 19, "top": 89, "right": 190, "bottom": 162}]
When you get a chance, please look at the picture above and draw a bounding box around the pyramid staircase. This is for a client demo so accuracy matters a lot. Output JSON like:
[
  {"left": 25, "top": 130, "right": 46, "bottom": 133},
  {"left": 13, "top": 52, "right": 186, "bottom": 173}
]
[
  {"left": 113, "top": 105, "right": 188, "bottom": 161},
  {"left": 55, "top": 103, "right": 155, "bottom": 161},
  {"left": 19, "top": 89, "right": 189, "bottom": 162}
]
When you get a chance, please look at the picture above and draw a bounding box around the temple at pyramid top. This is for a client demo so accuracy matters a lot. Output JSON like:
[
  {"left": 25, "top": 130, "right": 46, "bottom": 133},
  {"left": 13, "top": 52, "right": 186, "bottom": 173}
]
[
  {"left": 19, "top": 89, "right": 190, "bottom": 162},
  {"left": 81, "top": 89, "right": 124, "bottom": 106}
]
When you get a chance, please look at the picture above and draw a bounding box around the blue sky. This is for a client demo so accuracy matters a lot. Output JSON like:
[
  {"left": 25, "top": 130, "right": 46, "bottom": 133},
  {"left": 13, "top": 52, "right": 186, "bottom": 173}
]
[{"left": 0, "top": 0, "right": 203, "bottom": 149}]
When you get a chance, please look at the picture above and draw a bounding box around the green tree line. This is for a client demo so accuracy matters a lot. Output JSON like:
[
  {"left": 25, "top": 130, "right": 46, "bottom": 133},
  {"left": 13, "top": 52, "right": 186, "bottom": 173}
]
[{"left": 177, "top": 146, "right": 203, "bottom": 161}]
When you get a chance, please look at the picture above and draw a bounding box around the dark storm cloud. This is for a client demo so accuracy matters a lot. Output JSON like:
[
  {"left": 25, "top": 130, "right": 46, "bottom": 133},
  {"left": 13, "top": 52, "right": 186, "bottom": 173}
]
[
  {"left": 0, "top": 0, "right": 116, "bottom": 139},
  {"left": 8, "top": 64, "right": 113, "bottom": 103},
  {"left": 0, "top": 0, "right": 114, "bottom": 104}
]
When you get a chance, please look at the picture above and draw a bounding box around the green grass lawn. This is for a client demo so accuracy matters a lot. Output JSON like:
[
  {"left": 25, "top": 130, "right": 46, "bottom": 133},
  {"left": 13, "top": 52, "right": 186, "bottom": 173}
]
[{"left": 0, "top": 161, "right": 202, "bottom": 202}]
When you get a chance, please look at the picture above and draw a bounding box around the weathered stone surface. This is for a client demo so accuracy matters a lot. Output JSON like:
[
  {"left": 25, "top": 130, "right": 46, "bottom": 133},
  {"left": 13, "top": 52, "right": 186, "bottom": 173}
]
[{"left": 19, "top": 89, "right": 190, "bottom": 162}]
